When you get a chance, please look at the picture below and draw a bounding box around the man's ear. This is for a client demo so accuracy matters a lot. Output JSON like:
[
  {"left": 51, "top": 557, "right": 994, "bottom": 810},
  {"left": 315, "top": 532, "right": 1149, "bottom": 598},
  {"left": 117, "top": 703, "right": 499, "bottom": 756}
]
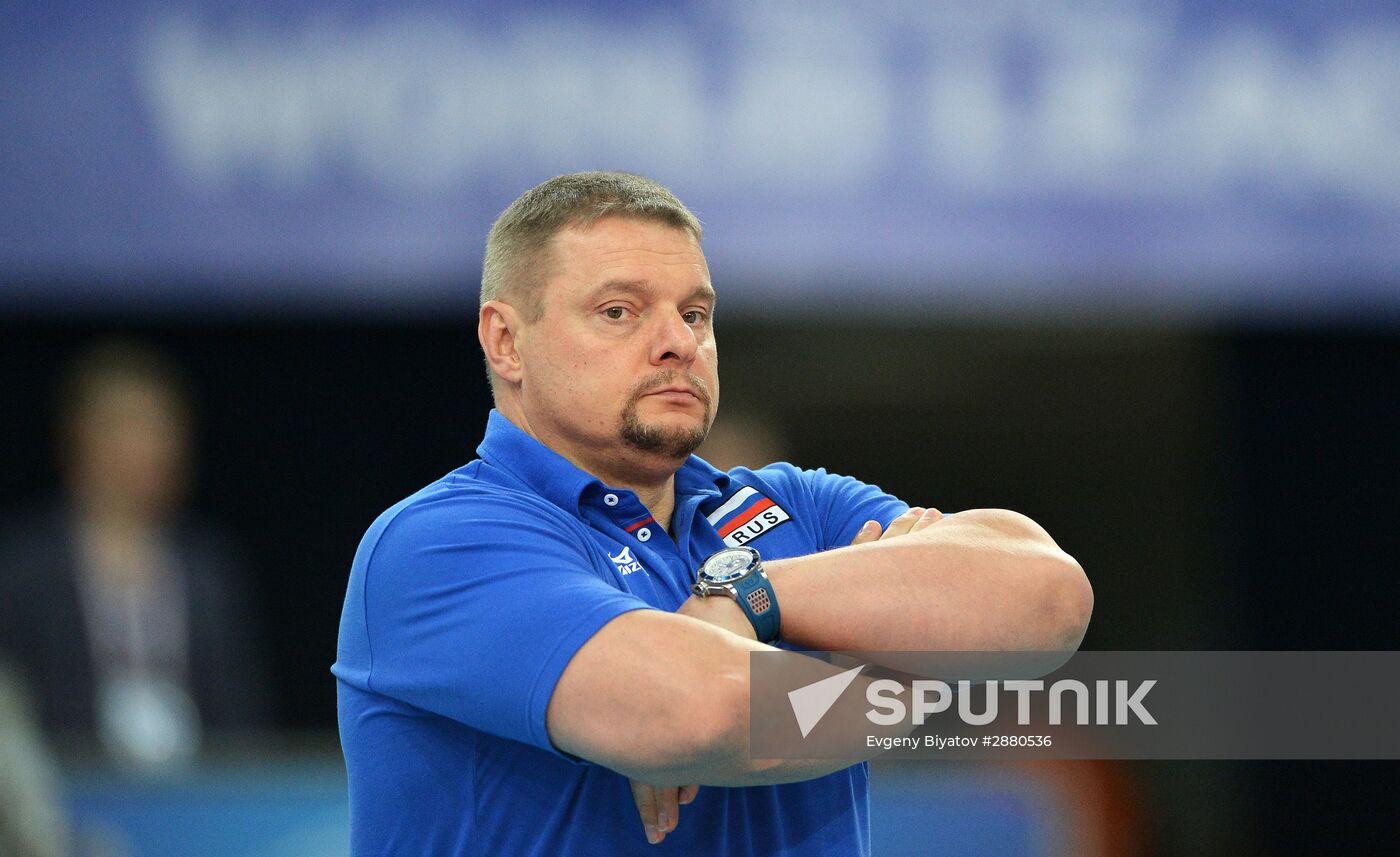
[{"left": 479, "top": 300, "right": 525, "bottom": 385}]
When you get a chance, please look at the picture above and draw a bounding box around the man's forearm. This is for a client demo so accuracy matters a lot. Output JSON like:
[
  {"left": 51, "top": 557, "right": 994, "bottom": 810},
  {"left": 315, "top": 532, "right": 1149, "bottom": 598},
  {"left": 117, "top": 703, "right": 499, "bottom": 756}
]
[
  {"left": 686, "top": 674, "right": 918, "bottom": 788},
  {"left": 615, "top": 651, "right": 916, "bottom": 789},
  {"left": 630, "top": 509, "right": 1090, "bottom": 788},
  {"left": 767, "top": 509, "right": 1092, "bottom": 652}
]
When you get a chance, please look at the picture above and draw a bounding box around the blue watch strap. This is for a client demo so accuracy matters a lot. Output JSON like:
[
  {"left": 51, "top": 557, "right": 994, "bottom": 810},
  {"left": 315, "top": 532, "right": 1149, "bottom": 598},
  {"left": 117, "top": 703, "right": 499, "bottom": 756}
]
[{"left": 732, "top": 569, "right": 781, "bottom": 643}]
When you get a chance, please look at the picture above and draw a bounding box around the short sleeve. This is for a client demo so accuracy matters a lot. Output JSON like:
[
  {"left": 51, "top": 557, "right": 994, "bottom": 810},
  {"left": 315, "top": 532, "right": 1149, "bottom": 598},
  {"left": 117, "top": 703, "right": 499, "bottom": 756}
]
[
  {"left": 337, "top": 488, "right": 651, "bottom": 756},
  {"left": 759, "top": 464, "right": 910, "bottom": 551}
]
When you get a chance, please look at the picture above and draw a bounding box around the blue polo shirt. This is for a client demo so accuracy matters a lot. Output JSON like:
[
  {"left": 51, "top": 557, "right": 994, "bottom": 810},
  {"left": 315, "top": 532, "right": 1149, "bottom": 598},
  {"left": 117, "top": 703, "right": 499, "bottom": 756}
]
[{"left": 333, "top": 410, "right": 908, "bottom": 856}]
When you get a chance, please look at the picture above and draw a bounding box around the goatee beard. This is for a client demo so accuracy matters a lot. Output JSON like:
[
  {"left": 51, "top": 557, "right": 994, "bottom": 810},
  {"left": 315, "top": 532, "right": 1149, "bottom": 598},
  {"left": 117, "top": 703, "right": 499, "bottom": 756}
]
[{"left": 620, "top": 372, "right": 713, "bottom": 459}]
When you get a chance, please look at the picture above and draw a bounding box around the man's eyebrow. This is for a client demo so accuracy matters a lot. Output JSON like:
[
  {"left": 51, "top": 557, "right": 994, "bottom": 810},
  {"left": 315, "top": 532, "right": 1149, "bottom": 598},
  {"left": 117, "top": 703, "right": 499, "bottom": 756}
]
[
  {"left": 586, "top": 280, "right": 716, "bottom": 304},
  {"left": 690, "top": 283, "right": 718, "bottom": 304}
]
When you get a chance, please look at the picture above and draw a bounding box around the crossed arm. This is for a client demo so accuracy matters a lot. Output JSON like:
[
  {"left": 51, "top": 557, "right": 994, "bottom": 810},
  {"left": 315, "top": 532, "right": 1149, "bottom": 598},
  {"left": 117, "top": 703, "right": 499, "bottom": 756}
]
[{"left": 545, "top": 507, "right": 1093, "bottom": 843}]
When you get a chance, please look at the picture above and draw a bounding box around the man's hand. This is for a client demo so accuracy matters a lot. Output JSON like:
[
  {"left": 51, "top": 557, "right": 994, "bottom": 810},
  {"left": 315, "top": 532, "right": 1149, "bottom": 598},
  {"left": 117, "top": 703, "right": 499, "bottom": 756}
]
[
  {"left": 629, "top": 780, "right": 700, "bottom": 845},
  {"left": 627, "top": 506, "right": 942, "bottom": 842},
  {"left": 625, "top": 583, "right": 755, "bottom": 842},
  {"left": 850, "top": 507, "right": 943, "bottom": 546}
]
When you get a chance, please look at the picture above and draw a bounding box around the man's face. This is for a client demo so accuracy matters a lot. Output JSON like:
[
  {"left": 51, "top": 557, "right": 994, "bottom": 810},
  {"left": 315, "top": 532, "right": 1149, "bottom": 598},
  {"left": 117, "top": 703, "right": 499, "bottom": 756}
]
[
  {"left": 512, "top": 216, "right": 718, "bottom": 479},
  {"left": 68, "top": 380, "right": 191, "bottom": 517}
]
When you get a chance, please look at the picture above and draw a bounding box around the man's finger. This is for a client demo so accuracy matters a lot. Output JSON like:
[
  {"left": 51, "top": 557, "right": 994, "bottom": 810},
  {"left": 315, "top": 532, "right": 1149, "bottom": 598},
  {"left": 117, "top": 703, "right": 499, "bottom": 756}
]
[
  {"left": 880, "top": 507, "right": 924, "bottom": 539},
  {"left": 679, "top": 784, "right": 700, "bottom": 805},
  {"left": 850, "top": 520, "right": 881, "bottom": 545},
  {"left": 910, "top": 507, "right": 943, "bottom": 532},
  {"left": 656, "top": 785, "right": 680, "bottom": 835},
  {"left": 629, "top": 780, "right": 662, "bottom": 844}
]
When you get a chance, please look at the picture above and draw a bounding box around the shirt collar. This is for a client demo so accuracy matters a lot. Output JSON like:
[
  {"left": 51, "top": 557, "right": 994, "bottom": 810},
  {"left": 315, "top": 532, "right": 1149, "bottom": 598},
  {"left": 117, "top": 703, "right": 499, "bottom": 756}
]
[{"left": 476, "top": 409, "right": 730, "bottom": 513}]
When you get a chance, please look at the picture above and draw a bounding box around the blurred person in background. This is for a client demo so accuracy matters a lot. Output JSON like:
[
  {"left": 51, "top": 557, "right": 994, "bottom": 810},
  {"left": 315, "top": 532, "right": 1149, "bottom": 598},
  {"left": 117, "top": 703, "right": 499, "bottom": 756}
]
[
  {"left": 0, "top": 660, "right": 70, "bottom": 857},
  {"left": 0, "top": 339, "right": 269, "bottom": 768}
]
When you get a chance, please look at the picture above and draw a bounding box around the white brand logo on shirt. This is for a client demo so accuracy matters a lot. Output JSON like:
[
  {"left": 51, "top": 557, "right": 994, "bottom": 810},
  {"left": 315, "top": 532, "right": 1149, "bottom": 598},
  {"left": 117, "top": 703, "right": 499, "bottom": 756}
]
[{"left": 609, "top": 546, "right": 645, "bottom": 576}]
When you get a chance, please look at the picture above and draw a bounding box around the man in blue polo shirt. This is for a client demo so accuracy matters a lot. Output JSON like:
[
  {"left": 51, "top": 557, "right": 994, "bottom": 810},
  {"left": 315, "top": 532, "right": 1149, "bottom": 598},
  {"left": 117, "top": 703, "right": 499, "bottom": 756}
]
[{"left": 333, "top": 172, "right": 1092, "bottom": 855}]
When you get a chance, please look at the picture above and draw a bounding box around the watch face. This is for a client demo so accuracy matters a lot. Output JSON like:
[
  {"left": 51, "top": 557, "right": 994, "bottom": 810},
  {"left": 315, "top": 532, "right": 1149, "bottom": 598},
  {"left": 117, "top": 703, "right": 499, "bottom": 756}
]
[{"left": 703, "top": 548, "right": 754, "bottom": 584}]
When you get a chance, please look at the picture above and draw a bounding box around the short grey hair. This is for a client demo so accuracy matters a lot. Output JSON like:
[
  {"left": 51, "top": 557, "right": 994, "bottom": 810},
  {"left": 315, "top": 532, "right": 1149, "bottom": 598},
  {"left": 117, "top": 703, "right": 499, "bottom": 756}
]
[{"left": 480, "top": 171, "right": 703, "bottom": 322}]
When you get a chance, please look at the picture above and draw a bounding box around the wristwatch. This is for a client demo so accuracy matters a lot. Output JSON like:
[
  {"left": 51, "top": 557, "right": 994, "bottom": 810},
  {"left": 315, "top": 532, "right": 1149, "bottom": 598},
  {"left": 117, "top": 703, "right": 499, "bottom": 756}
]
[{"left": 692, "top": 546, "right": 781, "bottom": 644}]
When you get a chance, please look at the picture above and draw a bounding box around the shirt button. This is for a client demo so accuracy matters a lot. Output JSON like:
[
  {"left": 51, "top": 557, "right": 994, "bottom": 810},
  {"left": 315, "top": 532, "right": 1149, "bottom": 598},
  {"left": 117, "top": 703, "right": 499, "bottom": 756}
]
[
  {"left": 637, "top": 528, "right": 652, "bottom": 542},
  {"left": 603, "top": 494, "right": 619, "bottom": 506}
]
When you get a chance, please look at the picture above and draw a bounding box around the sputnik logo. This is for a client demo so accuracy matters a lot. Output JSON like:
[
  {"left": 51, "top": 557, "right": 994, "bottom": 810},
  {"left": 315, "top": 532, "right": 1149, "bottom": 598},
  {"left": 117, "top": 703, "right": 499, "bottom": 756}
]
[{"left": 787, "top": 664, "right": 865, "bottom": 738}]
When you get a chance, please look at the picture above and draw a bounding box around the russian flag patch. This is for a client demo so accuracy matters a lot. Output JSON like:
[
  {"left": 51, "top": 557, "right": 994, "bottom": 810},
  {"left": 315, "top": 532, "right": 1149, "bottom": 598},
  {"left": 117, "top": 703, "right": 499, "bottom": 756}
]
[{"left": 706, "top": 486, "right": 792, "bottom": 547}]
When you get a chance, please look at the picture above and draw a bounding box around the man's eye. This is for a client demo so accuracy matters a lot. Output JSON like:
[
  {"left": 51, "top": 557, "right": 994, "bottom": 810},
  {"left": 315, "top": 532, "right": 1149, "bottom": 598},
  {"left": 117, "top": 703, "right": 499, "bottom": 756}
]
[
  {"left": 682, "top": 310, "right": 707, "bottom": 324},
  {"left": 603, "top": 307, "right": 626, "bottom": 320}
]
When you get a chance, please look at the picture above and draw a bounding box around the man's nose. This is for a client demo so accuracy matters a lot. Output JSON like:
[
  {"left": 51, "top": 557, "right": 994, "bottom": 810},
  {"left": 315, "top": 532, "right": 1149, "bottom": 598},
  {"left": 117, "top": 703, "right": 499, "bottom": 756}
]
[{"left": 649, "top": 311, "right": 699, "bottom": 366}]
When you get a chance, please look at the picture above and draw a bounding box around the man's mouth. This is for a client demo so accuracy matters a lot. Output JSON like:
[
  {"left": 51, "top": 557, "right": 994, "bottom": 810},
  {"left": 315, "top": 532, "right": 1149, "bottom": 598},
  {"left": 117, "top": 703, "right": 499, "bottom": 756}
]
[
  {"left": 646, "top": 386, "right": 699, "bottom": 399},
  {"left": 631, "top": 372, "right": 711, "bottom": 409}
]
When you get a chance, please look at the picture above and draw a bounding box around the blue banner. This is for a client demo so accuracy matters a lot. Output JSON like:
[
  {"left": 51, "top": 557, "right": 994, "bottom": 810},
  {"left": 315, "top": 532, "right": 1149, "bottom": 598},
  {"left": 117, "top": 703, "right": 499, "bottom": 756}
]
[{"left": 3, "top": 1, "right": 1398, "bottom": 318}]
